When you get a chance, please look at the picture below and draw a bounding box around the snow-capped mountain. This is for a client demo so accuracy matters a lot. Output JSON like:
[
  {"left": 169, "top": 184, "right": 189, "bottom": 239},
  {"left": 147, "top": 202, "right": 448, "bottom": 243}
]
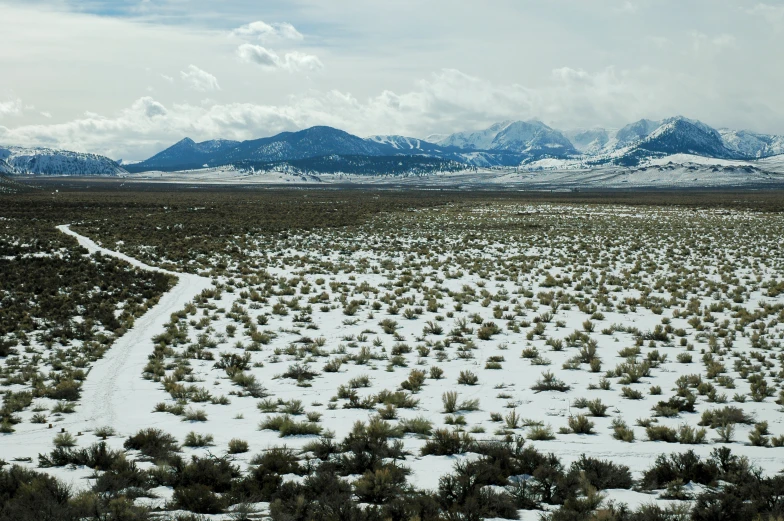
[
  {"left": 123, "top": 117, "right": 784, "bottom": 173},
  {"left": 0, "top": 146, "right": 125, "bottom": 176},
  {"left": 636, "top": 117, "right": 734, "bottom": 158},
  {"left": 130, "top": 127, "right": 394, "bottom": 172},
  {"left": 434, "top": 120, "right": 577, "bottom": 158},
  {"left": 719, "top": 129, "right": 784, "bottom": 159},
  {"left": 0, "top": 158, "right": 14, "bottom": 175},
  {"left": 615, "top": 119, "right": 662, "bottom": 146},
  {"left": 133, "top": 137, "right": 240, "bottom": 171},
  {"left": 366, "top": 135, "right": 449, "bottom": 154},
  {"left": 563, "top": 128, "right": 612, "bottom": 155},
  {"left": 216, "top": 126, "right": 388, "bottom": 164}
]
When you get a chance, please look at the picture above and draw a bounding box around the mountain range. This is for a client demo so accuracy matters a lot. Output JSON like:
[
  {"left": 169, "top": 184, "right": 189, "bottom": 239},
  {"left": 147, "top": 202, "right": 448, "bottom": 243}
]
[
  {"left": 125, "top": 116, "right": 784, "bottom": 173},
  {"left": 0, "top": 146, "right": 126, "bottom": 176},
  {"left": 2, "top": 116, "right": 784, "bottom": 176}
]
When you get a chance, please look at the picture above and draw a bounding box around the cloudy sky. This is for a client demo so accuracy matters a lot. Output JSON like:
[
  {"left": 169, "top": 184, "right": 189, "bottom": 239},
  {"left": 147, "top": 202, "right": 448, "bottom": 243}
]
[{"left": 0, "top": 0, "right": 782, "bottom": 160}]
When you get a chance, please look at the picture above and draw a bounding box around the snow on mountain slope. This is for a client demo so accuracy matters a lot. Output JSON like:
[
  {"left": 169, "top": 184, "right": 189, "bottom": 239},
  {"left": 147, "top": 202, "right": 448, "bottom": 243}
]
[
  {"left": 637, "top": 117, "right": 733, "bottom": 158},
  {"left": 133, "top": 137, "right": 240, "bottom": 171},
  {"left": 366, "top": 135, "right": 448, "bottom": 154},
  {"left": 0, "top": 158, "right": 14, "bottom": 175},
  {"left": 435, "top": 120, "right": 513, "bottom": 150},
  {"left": 0, "top": 146, "right": 125, "bottom": 176},
  {"left": 615, "top": 119, "right": 661, "bottom": 145},
  {"left": 125, "top": 118, "right": 784, "bottom": 174},
  {"left": 435, "top": 120, "right": 576, "bottom": 158},
  {"left": 720, "top": 129, "right": 784, "bottom": 159},
  {"left": 217, "top": 126, "right": 389, "bottom": 164},
  {"left": 563, "top": 128, "right": 612, "bottom": 154}
]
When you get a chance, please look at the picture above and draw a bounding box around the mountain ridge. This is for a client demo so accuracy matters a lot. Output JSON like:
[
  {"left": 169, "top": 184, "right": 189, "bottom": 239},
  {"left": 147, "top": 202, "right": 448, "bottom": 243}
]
[{"left": 4, "top": 116, "right": 784, "bottom": 176}]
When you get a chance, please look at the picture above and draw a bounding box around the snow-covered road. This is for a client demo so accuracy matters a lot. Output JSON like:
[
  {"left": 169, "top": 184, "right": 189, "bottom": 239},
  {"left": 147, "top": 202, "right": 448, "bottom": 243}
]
[
  {"left": 0, "top": 227, "right": 212, "bottom": 463},
  {"left": 57, "top": 225, "right": 213, "bottom": 432}
]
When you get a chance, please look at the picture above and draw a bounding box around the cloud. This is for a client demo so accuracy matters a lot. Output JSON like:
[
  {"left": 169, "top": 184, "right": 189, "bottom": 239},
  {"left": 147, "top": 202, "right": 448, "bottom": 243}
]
[
  {"left": 0, "top": 99, "right": 23, "bottom": 118},
  {"left": 0, "top": 63, "right": 782, "bottom": 161},
  {"left": 180, "top": 65, "right": 220, "bottom": 92},
  {"left": 691, "top": 32, "right": 736, "bottom": 53},
  {"left": 231, "top": 21, "right": 303, "bottom": 42},
  {"left": 236, "top": 44, "right": 279, "bottom": 68},
  {"left": 237, "top": 44, "right": 323, "bottom": 72},
  {"left": 0, "top": 68, "right": 641, "bottom": 158},
  {"left": 747, "top": 3, "right": 784, "bottom": 26}
]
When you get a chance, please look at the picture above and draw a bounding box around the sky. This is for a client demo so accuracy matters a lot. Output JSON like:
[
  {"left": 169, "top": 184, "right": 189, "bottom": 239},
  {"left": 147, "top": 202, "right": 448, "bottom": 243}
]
[{"left": 0, "top": 0, "right": 783, "bottom": 160}]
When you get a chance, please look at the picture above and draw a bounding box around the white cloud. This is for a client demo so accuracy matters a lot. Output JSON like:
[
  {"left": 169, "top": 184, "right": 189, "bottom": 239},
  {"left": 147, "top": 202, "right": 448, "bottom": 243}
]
[
  {"left": 180, "top": 65, "right": 220, "bottom": 92},
  {"left": 0, "top": 99, "right": 23, "bottom": 118},
  {"left": 236, "top": 44, "right": 280, "bottom": 69},
  {"left": 747, "top": 3, "right": 784, "bottom": 26},
  {"left": 691, "top": 32, "right": 737, "bottom": 53},
  {"left": 231, "top": 21, "right": 303, "bottom": 42},
  {"left": 0, "top": 68, "right": 654, "bottom": 159},
  {"left": 282, "top": 52, "right": 324, "bottom": 72},
  {"left": 237, "top": 44, "right": 323, "bottom": 72}
]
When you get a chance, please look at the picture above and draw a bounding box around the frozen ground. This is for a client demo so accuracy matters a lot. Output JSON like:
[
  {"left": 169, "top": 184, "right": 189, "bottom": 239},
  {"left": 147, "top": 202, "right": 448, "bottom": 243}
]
[
  {"left": 119, "top": 154, "right": 784, "bottom": 189},
  {"left": 2, "top": 202, "right": 784, "bottom": 517}
]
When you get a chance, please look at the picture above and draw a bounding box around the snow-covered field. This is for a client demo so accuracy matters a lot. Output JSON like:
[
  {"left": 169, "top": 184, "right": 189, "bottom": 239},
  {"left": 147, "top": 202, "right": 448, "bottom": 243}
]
[
  {"left": 121, "top": 155, "right": 784, "bottom": 189},
  {"left": 3, "top": 201, "right": 784, "bottom": 518}
]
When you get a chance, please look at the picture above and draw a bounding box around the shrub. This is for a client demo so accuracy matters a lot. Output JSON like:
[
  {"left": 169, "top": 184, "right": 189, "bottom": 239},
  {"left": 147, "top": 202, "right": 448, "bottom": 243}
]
[
  {"left": 641, "top": 450, "right": 720, "bottom": 489},
  {"left": 620, "top": 386, "right": 643, "bottom": 400},
  {"left": 94, "top": 426, "right": 116, "bottom": 438},
  {"left": 183, "top": 431, "right": 214, "bottom": 447},
  {"left": 228, "top": 438, "right": 249, "bottom": 454},
  {"left": 421, "top": 429, "right": 475, "bottom": 456},
  {"left": 442, "top": 391, "right": 458, "bottom": 413},
  {"left": 399, "top": 416, "right": 433, "bottom": 436},
  {"left": 281, "top": 399, "right": 305, "bottom": 415},
  {"left": 677, "top": 424, "right": 707, "bottom": 445},
  {"left": 377, "top": 403, "right": 397, "bottom": 420},
  {"left": 570, "top": 454, "right": 633, "bottom": 490},
  {"left": 375, "top": 390, "right": 419, "bottom": 409},
  {"left": 53, "top": 432, "right": 77, "bottom": 448},
  {"left": 477, "top": 321, "right": 501, "bottom": 340},
  {"left": 282, "top": 363, "right": 318, "bottom": 381},
  {"left": 748, "top": 422, "right": 770, "bottom": 447},
  {"left": 38, "top": 442, "right": 122, "bottom": 470},
  {"left": 173, "top": 484, "right": 224, "bottom": 514},
  {"left": 183, "top": 408, "right": 208, "bottom": 422},
  {"left": 646, "top": 425, "right": 678, "bottom": 443},
  {"left": 124, "top": 428, "right": 179, "bottom": 461},
  {"left": 400, "top": 369, "right": 427, "bottom": 393},
  {"left": 531, "top": 371, "right": 570, "bottom": 392},
  {"left": 323, "top": 358, "right": 342, "bottom": 372},
  {"left": 353, "top": 465, "right": 409, "bottom": 504},
  {"left": 699, "top": 406, "right": 754, "bottom": 428},
  {"left": 652, "top": 395, "right": 696, "bottom": 417},
  {"left": 527, "top": 424, "right": 555, "bottom": 441},
  {"left": 715, "top": 423, "right": 735, "bottom": 443},
  {"left": 568, "top": 415, "right": 595, "bottom": 434},
  {"left": 586, "top": 399, "right": 608, "bottom": 417},
  {"left": 612, "top": 419, "right": 635, "bottom": 442},
  {"left": 457, "top": 370, "right": 478, "bottom": 385},
  {"left": 259, "top": 415, "right": 322, "bottom": 437}
]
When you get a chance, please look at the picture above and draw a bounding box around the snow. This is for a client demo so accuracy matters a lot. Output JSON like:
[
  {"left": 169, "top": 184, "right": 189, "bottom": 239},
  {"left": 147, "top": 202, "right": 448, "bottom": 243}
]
[
  {"left": 120, "top": 158, "right": 784, "bottom": 189},
  {"left": 4, "top": 204, "right": 784, "bottom": 516},
  {"left": 0, "top": 146, "right": 125, "bottom": 176},
  {"left": 0, "top": 227, "right": 212, "bottom": 468}
]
